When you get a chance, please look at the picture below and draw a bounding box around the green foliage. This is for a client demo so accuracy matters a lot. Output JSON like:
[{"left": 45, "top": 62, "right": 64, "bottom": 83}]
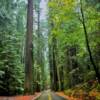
[
  {"left": 64, "top": 89, "right": 72, "bottom": 96},
  {"left": 96, "top": 84, "right": 100, "bottom": 92},
  {"left": 85, "top": 71, "right": 96, "bottom": 82},
  {"left": 96, "top": 96, "right": 100, "bottom": 100},
  {"left": 48, "top": 0, "right": 100, "bottom": 91},
  {"left": 0, "top": 0, "right": 26, "bottom": 95}
]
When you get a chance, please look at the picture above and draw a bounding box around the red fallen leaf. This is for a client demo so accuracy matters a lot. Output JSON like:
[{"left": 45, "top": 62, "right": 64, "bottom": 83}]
[
  {"left": 15, "top": 96, "right": 34, "bottom": 100},
  {"left": 0, "top": 93, "right": 41, "bottom": 100},
  {"left": 0, "top": 96, "right": 33, "bottom": 100}
]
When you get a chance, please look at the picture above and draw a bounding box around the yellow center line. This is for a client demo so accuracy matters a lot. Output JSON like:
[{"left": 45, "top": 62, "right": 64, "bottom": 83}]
[{"left": 48, "top": 93, "right": 52, "bottom": 100}]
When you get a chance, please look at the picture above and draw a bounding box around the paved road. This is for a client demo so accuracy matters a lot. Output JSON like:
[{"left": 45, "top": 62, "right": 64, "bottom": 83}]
[{"left": 37, "top": 90, "right": 66, "bottom": 100}]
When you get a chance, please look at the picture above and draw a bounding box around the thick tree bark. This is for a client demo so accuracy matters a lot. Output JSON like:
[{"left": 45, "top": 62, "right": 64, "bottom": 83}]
[
  {"left": 80, "top": 0, "right": 100, "bottom": 83},
  {"left": 25, "top": 0, "right": 33, "bottom": 94}
]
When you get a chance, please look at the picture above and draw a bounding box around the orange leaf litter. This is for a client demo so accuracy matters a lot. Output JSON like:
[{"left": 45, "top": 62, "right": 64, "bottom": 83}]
[{"left": 0, "top": 93, "right": 41, "bottom": 100}]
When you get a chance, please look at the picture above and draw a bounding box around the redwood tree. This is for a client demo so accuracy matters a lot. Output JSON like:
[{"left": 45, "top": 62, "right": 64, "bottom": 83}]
[{"left": 25, "top": 0, "right": 33, "bottom": 94}]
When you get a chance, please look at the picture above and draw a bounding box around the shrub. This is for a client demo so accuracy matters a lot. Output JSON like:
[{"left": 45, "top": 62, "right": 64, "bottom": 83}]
[
  {"left": 64, "top": 89, "right": 72, "bottom": 96},
  {"left": 96, "top": 96, "right": 100, "bottom": 100},
  {"left": 85, "top": 71, "right": 96, "bottom": 82},
  {"left": 96, "top": 84, "right": 100, "bottom": 92}
]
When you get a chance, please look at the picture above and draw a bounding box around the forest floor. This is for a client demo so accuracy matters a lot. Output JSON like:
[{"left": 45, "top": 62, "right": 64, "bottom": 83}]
[
  {"left": 56, "top": 81, "right": 100, "bottom": 100},
  {"left": 0, "top": 92, "right": 41, "bottom": 100},
  {"left": 56, "top": 91, "right": 100, "bottom": 100}
]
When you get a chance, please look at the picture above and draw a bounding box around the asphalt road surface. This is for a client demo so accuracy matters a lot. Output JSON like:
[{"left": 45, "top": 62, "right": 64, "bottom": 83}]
[{"left": 37, "top": 90, "right": 66, "bottom": 100}]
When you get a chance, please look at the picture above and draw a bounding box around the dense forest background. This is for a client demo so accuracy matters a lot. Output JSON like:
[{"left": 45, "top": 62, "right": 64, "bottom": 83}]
[{"left": 0, "top": 0, "right": 100, "bottom": 99}]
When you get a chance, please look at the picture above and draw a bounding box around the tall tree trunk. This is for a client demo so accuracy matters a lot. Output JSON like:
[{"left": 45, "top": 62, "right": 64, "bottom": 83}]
[
  {"left": 25, "top": 0, "right": 33, "bottom": 94},
  {"left": 52, "top": 37, "right": 58, "bottom": 91},
  {"left": 80, "top": 0, "right": 100, "bottom": 83}
]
